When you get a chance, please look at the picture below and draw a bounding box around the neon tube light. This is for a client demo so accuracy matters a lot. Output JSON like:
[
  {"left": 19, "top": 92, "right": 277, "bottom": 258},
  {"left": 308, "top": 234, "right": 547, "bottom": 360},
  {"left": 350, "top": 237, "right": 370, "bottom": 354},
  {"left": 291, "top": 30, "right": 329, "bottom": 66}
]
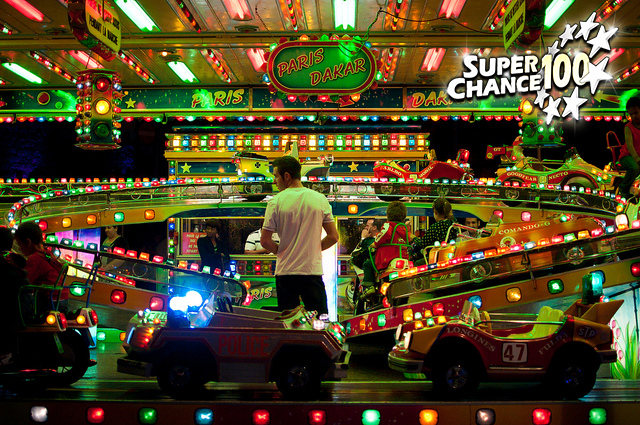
[
  {"left": 221, "top": 0, "right": 252, "bottom": 20},
  {"left": 544, "top": 0, "right": 576, "bottom": 30},
  {"left": 3, "top": 0, "right": 44, "bottom": 22},
  {"left": 421, "top": 48, "right": 446, "bottom": 72},
  {"left": 246, "top": 48, "right": 267, "bottom": 72},
  {"left": 114, "top": 0, "right": 159, "bottom": 32},
  {"left": 2, "top": 62, "right": 45, "bottom": 84},
  {"left": 167, "top": 61, "right": 199, "bottom": 83},
  {"left": 69, "top": 50, "right": 104, "bottom": 69},
  {"left": 439, "top": 0, "right": 467, "bottom": 19},
  {"left": 334, "top": 0, "right": 356, "bottom": 31}
]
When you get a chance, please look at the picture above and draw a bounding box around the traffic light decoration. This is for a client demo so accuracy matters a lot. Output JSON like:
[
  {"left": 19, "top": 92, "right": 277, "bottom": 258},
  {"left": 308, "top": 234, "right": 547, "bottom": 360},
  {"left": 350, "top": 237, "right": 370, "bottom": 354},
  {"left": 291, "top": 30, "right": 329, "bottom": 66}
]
[
  {"left": 75, "top": 69, "right": 122, "bottom": 150},
  {"left": 518, "top": 98, "right": 564, "bottom": 147}
]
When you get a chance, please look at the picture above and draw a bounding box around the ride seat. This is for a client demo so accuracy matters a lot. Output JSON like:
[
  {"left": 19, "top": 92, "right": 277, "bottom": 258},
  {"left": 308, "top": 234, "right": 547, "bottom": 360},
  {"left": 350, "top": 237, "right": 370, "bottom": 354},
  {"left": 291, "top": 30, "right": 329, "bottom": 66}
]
[
  {"left": 507, "top": 306, "right": 565, "bottom": 339},
  {"left": 606, "top": 131, "right": 623, "bottom": 170},
  {"left": 372, "top": 223, "right": 411, "bottom": 282}
]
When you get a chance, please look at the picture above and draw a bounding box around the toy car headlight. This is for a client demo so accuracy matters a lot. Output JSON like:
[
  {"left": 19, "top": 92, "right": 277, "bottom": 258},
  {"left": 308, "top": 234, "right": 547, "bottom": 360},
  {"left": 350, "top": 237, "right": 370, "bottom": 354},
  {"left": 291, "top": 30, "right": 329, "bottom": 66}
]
[
  {"left": 396, "top": 324, "right": 403, "bottom": 342},
  {"left": 404, "top": 330, "right": 413, "bottom": 350}
]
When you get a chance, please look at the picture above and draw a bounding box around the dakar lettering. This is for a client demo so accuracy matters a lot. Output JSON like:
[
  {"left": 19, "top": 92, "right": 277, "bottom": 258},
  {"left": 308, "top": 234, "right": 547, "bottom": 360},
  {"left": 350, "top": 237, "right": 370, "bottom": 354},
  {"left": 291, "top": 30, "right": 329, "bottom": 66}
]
[
  {"left": 446, "top": 326, "right": 496, "bottom": 352},
  {"left": 409, "top": 91, "right": 453, "bottom": 108},
  {"left": 309, "top": 58, "right": 366, "bottom": 86},
  {"left": 192, "top": 89, "right": 245, "bottom": 108},
  {"left": 277, "top": 48, "right": 325, "bottom": 77}
]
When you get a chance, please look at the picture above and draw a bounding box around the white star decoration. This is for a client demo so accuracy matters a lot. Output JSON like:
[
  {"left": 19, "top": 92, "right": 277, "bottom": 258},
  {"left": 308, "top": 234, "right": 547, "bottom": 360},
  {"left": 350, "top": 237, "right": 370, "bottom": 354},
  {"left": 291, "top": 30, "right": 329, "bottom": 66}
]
[
  {"left": 543, "top": 96, "right": 562, "bottom": 124},
  {"left": 575, "top": 12, "right": 598, "bottom": 41},
  {"left": 537, "top": 14, "right": 618, "bottom": 124},
  {"left": 534, "top": 87, "right": 550, "bottom": 109},
  {"left": 562, "top": 87, "right": 588, "bottom": 120},
  {"left": 587, "top": 25, "right": 618, "bottom": 58},
  {"left": 558, "top": 24, "right": 576, "bottom": 48},
  {"left": 579, "top": 58, "right": 613, "bottom": 94}
]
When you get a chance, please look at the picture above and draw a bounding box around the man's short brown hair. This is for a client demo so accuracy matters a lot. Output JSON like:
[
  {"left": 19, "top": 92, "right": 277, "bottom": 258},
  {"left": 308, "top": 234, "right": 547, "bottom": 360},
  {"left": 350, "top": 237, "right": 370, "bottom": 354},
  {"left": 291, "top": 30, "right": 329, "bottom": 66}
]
[
  {"left": 386, "top": 201, "right": 407, "bottom": 222},
  {"left": 272, "top": 155, "right": 302, "bottom": 180}
]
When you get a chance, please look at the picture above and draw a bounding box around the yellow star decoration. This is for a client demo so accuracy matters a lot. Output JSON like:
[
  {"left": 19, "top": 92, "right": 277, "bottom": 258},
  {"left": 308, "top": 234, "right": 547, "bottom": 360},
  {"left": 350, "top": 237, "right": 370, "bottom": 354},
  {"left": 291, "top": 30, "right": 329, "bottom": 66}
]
[
  {"left": 348, "top": 161, "right": 359, "bottom": 172},
  {"left": 125, "top": 98, "right": 136, "bottom": 108},
  {"left": 181, "top": 163, "right": 192, "bottom": 173}
]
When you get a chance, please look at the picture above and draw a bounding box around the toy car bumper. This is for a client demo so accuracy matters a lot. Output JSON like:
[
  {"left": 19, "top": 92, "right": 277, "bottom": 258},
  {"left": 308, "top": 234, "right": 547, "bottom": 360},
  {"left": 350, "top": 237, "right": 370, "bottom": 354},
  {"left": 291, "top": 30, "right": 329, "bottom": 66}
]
[
  {"left": 325, "top": 350, "right": 351, "bottom": 380},
  {"left": 599, "top": 349, "right": 618, "bottom": 364},
  {"left": 117, "top": 357, "right": 153, "bottom": 377},
  {"left": 388, "top": 351, "right": 424, "bottom": 374}
]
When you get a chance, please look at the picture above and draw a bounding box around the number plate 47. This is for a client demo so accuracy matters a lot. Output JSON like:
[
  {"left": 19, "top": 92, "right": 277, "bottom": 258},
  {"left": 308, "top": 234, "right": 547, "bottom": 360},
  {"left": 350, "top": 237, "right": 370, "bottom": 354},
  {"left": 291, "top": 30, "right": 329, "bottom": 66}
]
[{"left": 502, "top": 342, "right": 528, "bottom": 363}]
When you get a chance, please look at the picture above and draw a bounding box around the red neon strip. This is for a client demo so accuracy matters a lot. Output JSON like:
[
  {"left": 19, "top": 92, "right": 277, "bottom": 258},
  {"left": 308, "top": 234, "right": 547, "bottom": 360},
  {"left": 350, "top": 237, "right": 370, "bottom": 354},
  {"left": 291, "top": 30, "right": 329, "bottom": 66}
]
[{"left": 4, "top": 0, "right": 44, "bottom": 22}]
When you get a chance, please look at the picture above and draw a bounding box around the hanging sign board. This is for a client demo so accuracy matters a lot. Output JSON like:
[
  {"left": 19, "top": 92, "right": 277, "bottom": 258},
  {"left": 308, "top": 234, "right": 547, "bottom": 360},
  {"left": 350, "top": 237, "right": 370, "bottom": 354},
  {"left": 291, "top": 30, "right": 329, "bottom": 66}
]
[
  {"left": 68, "top": 0, "right": 121, "bottom": 61},
  {"left": 503, "top": 0, "right": 526, "bottom": 50},
  {"left": 266, "top": 40, "right": 377, "bottom": 95}
]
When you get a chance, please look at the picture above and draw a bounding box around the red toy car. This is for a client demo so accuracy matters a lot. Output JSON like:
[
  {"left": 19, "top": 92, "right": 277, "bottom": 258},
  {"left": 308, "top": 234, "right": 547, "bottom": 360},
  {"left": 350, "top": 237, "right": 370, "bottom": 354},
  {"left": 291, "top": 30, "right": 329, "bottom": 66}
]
[
  {"left": 373, "top": 149, "right": 472, "bottom": 199},
  {"left": 388, "top": 278, "right": 622, "bottom": 399},
  {"left": 118, "top": 293, "right": 349, "bottom": 399}
]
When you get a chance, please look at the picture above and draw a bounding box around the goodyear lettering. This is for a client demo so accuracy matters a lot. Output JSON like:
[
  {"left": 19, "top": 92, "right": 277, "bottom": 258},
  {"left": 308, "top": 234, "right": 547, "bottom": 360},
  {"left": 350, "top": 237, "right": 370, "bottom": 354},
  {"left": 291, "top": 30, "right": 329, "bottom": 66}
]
[
  {"left": 219, "top": 334, "right": 269, "bottom": 356},
  {"left": 446, "top": 326, "right": 496, "bottom": 352},
  {"left": 498, "top": 221, "right": 550, "bottom": 235},
  {"left": 504, "top": 172, "right": 537, "bottom": 182}
]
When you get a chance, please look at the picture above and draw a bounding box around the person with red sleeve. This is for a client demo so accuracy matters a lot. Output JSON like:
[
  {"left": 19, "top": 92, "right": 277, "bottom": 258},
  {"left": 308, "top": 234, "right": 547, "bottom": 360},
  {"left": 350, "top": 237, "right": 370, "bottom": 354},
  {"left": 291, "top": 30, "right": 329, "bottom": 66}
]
[
  {"left": 14, "top": 222, "right": 68, "bottom": 313},
  {"left": 618, "top": 96, "right": 640, "bottom": 199},
  {"left": 360, "top": 201, "right": 409, "bottom": 297}
]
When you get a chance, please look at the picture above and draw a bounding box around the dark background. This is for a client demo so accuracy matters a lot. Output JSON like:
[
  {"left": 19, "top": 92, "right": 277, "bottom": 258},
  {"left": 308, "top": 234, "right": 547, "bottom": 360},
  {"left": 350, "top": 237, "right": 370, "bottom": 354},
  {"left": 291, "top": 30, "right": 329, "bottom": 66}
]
[{"left": 0, "top": 117, "right": 625, "bottom": 181}]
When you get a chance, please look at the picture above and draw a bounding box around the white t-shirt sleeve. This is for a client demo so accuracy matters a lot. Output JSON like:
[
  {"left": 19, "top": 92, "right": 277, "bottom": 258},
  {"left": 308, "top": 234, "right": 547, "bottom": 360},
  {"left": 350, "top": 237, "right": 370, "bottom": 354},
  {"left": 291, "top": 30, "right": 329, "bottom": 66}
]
[
  {"left": 321, "top": 196, "right": 334, "bottom": 223},
  {"left": 263, "top": 199, "right": 278, "bottom": 232}
]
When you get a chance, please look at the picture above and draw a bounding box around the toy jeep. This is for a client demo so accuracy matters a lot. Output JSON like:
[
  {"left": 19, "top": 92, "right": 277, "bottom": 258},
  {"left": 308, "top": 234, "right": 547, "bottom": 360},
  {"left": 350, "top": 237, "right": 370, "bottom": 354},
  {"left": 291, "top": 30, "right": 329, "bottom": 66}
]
[
  {"left": 117, "top": 293, "right": 349, "bottom": 399},
  {"left": 388, "top": 276, "right": 622, "bottom": 399}
]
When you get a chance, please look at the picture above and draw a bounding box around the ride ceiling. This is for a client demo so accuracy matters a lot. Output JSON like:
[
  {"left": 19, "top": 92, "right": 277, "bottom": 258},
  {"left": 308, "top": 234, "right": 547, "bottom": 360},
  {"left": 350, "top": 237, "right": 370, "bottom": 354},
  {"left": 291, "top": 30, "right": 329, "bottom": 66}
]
[{"left": 0, "top": 0, "right": 639, "bottom": 118}]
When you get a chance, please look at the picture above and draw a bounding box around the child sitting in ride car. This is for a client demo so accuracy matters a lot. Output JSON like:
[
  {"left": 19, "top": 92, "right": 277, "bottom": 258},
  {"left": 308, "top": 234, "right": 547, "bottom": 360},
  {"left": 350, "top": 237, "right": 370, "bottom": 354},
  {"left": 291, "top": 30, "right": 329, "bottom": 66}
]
[{"left": 360, "top": 201, "right": 410, "bottom": 297}]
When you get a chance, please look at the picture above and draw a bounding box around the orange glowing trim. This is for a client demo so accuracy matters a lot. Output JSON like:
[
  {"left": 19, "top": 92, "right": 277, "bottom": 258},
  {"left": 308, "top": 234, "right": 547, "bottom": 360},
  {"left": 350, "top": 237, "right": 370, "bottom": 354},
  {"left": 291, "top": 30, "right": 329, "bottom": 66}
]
[
  {"left": 77, "top": 315, "right": 86, "bottom": 324},
  {"left": 62, "top": 217, "right": 72, "bottom": 228},
  {"left": 484, "top": 249, "right": 497, "bottom": 257},
  {"left": 348, "top": 204, "right": 358, "bottom": 214},
  {"left": 144, "top": 209, "right": 155, "bottom": 220},
  {"left": 359, "top": 318, "right": 366, "bottom": 331},
  {"left": 177, "top": 261, "right": 188, "bottom": 269},
  {"left": 380, "top": 281, "right": 390, "bottom": 295},
  {"left": 538, "top": 238, "right": 550, "bottom": 246},
  {"left": 497, "top": 246, "right": 509, "bottom": 254},
  {"left": 86, "top": 214, "right": 97, "bottom": 225},
  {"left": 424, "top": 310, "right": 432, "bottom": 318},
  {"left": 414, "top": 321, "right": 424, "bottom": 330},
  {"left": 577, "top": 230, "right": 590, "bottom": 239},
  {"left": 46, "top": 314, "right": 57, "bottom": 325},
  {"left": 437, "top": 316, "right": 447, "bottom": 324}
]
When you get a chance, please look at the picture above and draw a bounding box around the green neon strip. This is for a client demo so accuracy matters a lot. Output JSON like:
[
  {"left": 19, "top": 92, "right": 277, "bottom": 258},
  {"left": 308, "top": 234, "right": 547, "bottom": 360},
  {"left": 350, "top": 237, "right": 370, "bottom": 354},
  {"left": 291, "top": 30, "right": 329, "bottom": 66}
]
[
  {"left": 2, "top": 63, "right": 45, "bottom": 84},
  {"left": 544, "top": 0, "right": 576, "bottom": 30},
  {"left": 114, "top": 0, "right": 159, "bottom": 32},
  {"left": 167, "top": 61, "right": 199, "bottom": 83}
]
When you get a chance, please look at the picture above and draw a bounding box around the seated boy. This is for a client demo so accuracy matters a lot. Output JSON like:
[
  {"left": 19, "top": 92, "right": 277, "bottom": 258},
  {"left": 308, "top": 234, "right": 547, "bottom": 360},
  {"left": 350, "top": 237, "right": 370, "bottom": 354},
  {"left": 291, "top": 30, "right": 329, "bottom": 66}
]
[
  {"left": 14, "top": 222, "right": 68, "bottom": 313},
  {"left": 360, "top": 201, "right": 410, "bottom": 297}
]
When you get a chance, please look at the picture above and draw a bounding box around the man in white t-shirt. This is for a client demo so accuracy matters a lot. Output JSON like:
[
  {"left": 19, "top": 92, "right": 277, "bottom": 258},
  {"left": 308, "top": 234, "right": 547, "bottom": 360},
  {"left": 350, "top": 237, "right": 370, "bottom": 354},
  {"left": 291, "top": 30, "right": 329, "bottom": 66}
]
[
  {"left": 244, "top": 229, "right": 279, "bottom": 254},
  {"left": 260, "top": 156, "right": 339, "bottom": 315}
]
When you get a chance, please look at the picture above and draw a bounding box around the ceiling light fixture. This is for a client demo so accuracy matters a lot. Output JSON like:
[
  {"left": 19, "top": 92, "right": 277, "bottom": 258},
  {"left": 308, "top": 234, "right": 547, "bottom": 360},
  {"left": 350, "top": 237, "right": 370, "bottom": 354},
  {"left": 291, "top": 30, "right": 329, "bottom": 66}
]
[
  {"left": 544, "top": 0, "right": 576, "bottom": 30},
  {"left": 167, "top": 61, "right": 199, "bottom": 83},
  {"left": 1, "top": 62, "right": 46, "bottom": 84},
  {"left": 438, "top": 0, "right": 467, "bottom": 19},
  {"left": 204, "top": 49, "right": 232, "bottom": 83},
  {"left": 113, "top": 0, "right": 159, "bottom": 32},
  {"left": 246, "top": 48, "right": 267, "bottom": 72},
  {"left": 334, "top": 0, "right": 356, "bottom": 31},
  {"left": 68, "top": 50, "right": 104, "bottom": 69},
  {"left": 221, "top": 0, "right": 252, "bottom": 20},
  {"left": 117, "top": 51, "right": 158, "bottom": 83},
  {"left": 421, "top": 48, "right": 446, "bottom": 72},
  {"left": 3, "top": 0, "right": 46, "bottom": 22},
  {"left": 29, "top": 51, "right": 77, "bottom": 83}
]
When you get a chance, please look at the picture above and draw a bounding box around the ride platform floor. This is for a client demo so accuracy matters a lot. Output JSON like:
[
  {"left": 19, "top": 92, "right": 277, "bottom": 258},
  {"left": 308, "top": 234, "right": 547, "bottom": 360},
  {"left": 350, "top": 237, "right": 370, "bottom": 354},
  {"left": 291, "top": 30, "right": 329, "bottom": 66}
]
[{"left": 1, "top": 340, "right": 639, "bottom": 425}]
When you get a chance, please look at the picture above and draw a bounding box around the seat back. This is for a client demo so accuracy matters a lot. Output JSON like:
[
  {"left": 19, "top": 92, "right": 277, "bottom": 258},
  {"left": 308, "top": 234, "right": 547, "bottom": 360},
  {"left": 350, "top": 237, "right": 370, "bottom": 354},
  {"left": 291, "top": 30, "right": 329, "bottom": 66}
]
[
  {"left": 372, "top": 222, "right": 411, "bottom": 268},
  {"left": 530, "top": 306, "right": 564, "bottom": 338}
]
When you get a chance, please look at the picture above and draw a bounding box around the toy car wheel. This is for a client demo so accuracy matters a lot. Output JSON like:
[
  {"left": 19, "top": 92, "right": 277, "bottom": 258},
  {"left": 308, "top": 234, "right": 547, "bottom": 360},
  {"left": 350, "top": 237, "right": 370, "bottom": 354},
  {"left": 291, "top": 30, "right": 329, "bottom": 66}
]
[
  {"left": 275, "top": 357, "right": 323, "bottom": 399},
  {"left": 432, "top": 354, "right": 479, "bottom": 397},
  {"left": 547, "top": 352, "right": 597, "bottom": 399},
  {"left": 51, "top": 329, "right": 91, "bottom": 387},
  {"left": 157, "top": 353, "right": 206, "bottom": 398},
  {"left": 243, "top": 183, "right": 269, "bottom": 202}
]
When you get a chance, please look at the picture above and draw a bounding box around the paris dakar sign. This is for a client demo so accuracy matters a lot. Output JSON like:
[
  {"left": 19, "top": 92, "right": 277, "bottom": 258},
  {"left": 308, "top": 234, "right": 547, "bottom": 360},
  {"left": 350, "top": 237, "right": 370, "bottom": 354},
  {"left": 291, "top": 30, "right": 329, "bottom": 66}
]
[{"left": 266, "top": 40, "right": 377, "bottom": 95}]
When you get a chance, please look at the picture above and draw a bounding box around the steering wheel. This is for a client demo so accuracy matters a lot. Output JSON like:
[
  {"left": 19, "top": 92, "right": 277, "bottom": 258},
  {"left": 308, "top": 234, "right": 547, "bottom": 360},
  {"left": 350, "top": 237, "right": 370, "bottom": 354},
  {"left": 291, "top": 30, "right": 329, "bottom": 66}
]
[{"left": 216, "top": 295, "right": 234, "bottom": 313}]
